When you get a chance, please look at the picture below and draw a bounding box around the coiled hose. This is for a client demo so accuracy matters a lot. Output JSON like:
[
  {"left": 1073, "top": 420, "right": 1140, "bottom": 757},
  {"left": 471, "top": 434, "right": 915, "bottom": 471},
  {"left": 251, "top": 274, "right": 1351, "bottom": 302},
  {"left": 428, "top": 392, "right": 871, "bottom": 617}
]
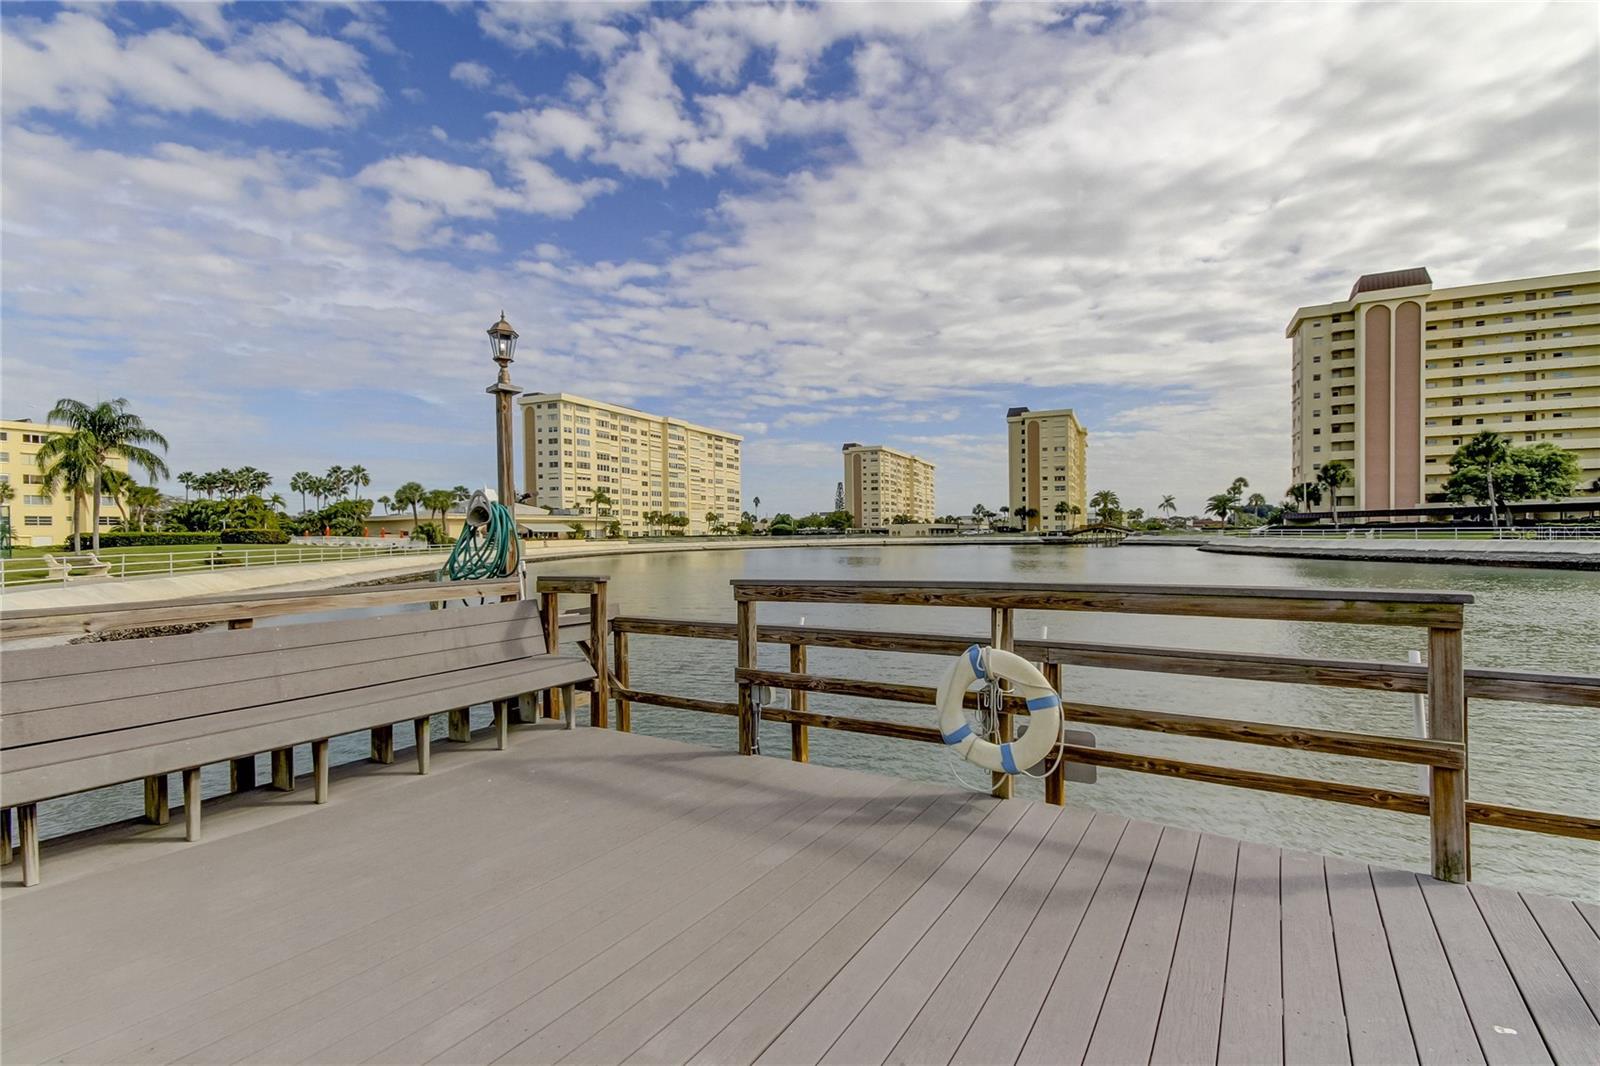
[{"left": 439, "top": 500, "right": 521, "bottom": 580}]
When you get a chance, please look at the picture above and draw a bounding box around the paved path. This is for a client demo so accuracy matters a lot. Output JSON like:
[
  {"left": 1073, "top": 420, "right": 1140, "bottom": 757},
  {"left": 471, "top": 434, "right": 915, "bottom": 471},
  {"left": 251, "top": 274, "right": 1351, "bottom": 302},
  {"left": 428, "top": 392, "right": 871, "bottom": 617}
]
[{"left": 3, "top": 728, "right": 1594, "bottom": 1064}]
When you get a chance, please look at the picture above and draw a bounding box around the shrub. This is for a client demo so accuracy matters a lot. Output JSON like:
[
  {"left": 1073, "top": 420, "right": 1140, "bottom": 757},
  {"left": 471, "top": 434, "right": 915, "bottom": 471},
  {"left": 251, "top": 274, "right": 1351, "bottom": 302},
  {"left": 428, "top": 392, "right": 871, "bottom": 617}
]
[
  {"left": 412, "top": 521, "right": 446, "bottom": 545},
  {"left": 767, "top": 522, "right": 796, "bottom": 536},
  {"left": 219, "top": 528, "right": 291, "bottom": 544},
  {"left": 69, "top": 531, "right": 215, "bottom": 548}
]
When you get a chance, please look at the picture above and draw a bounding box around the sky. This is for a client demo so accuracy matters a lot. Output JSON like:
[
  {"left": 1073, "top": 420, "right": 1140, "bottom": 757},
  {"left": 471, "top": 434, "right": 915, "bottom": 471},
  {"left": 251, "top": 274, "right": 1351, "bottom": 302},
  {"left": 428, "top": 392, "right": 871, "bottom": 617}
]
[{"left": 2, "top": 1, "right": 1596, "bottom": 517}]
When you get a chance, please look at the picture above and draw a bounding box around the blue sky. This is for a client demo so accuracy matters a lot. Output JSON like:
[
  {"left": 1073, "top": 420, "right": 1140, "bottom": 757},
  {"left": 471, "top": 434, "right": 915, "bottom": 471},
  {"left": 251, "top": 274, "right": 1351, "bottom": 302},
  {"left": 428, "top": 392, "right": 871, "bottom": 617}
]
[{"left": 2, "top": 1, "right": 1595, "bottom": 516}]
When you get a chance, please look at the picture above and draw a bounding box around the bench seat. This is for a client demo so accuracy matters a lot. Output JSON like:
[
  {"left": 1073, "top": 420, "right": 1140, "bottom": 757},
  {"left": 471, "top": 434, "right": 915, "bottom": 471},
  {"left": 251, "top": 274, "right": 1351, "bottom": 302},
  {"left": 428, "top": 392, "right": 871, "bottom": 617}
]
[{"left": 0, "top": 599, "right": 594, "bottom": 884}]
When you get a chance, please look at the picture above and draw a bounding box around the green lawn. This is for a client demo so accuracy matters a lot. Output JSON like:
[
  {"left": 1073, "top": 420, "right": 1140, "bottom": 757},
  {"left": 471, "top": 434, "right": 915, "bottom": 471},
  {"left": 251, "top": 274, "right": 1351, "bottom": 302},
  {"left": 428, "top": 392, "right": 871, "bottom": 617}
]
[{"left": 0, "top": 541, "right": 437, "bottom": 586}]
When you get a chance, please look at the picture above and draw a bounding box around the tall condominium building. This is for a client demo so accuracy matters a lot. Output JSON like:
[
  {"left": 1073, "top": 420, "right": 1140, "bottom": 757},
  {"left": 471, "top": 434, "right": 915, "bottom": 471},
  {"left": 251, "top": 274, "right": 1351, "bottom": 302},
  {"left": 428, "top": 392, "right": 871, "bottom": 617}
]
[
  {"left": 519, "top": 393, "right": 741, "bottom": 535},
  {"left": 0, "top": 418, "right": 128, "bottom": 546},
  {"left": 1006, "top": 407, "right": 1089, "bottom": 530},
  {"left": 841, "top": 444, "right": 936, "bottom": 527},
  {"left": 1287, "top": 269, "right": 1600, "bottom": 512}
]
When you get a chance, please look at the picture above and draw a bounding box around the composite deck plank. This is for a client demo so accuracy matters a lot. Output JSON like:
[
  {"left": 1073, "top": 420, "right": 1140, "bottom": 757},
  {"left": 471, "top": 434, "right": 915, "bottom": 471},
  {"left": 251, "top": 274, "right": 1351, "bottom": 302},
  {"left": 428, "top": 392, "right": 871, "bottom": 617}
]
[
  {"left": 1419, "top": 875, "right": 1553, "bottom": 1065},
  {"left": 11, "top": 741, "right": 793, "bottom": 1063},
  {"left": 885, "top": 806, "right": 1094, "bottom": 1066},
  {"left": 620, "top": 796, "right": 978, "bottom": 1066},
  {"left": 1470, "top": 883, "right": 1600, "bottom": 1065},
  {"left": 2, "top": 728, "right": 1595, "bottom": 1066},
  {"left": 1217, "top": 840, "right": 1284, "bottom": 1066},
  {"left": 1279, "top": 849, "right": 1351, "bottom": 1064},
  {"left": 1522, "top": 893, "right": 1600, "bottom": 1021},
  {"left": 1149, "top": 833, "right": 1239, "bottom": 1066},
  {"left": 949, "top": 811, "right": 1127, "bottom": 1066},
  {"left": 752, "top": 799, "right": 1030, "bottom": 1064},
  {"left": 156, "top": 760, "right": 811, "bottom": 1065},
  {"left": 351, "top": 786, "right": 865, "bottom": 1064},
  {"left": 1083, "top": 826, "right": 1202, "bottom": 1066},
  {"left": 1015, "top": 817, "right": 1164, "bottom": 1065},
  {"left": 497, "top": 785, "right": 936, "bottom": 1063},
  {"left": 1368, "top": 868, "right": 1486, "bottom": 1065},
  {"left": 555, "top": 790, "right": 955, "bottom": 1066},
  {"left": 684, "top": 799, "right": 1000, "bottom": 1066},
  {"left": 1324, "top": 858, "right": 1418, "bottom": 1065},
  {"left": 820, "top": 802, "right": 1062, "bottom": 1065},
  {"left": 1577, "top": 901, "right": 1600, "bottom": 940}
]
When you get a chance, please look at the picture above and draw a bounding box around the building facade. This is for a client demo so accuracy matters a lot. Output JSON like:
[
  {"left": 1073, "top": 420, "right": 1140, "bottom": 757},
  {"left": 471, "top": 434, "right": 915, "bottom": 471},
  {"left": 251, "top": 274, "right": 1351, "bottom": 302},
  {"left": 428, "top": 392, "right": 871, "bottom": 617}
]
[
  {"left": 841, "top": 444, "right": 936, "bottom": 528},
  {"left": 0, "top": 418, "right": 128, "bottom": 546},
  {"left": 1288, "top": 269, "right": 1600, "bottom": 511},
  {"left": 520, "top": 393, "right": 741, "bottom": 535},
  {"left": 1006, "top": 407, "right": 1089, "bottom": 530}
]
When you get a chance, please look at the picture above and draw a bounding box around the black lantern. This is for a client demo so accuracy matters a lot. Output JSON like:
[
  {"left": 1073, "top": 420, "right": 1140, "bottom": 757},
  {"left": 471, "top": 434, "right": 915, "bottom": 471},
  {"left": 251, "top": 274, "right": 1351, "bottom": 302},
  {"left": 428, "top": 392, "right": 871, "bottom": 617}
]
[{"left": 487, "top": 311, "right": 518, "bottom": 366}]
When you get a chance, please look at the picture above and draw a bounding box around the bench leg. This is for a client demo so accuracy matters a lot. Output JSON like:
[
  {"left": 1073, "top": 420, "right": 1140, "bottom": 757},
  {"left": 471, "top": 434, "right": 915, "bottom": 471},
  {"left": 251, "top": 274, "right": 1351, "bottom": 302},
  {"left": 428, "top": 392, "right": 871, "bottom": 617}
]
[
  {"left": 271, "top": 747, "right": 296, "bottom": 791},
  {"left": 313, "top": 739, "right": 330, "bottom": 804},
  {"left": 144, "top": 774, "right": 170, "bottom": 825},
  {"left": 1, "top": 808, "right": 11, "bottom": 866},
  {"left": 448, "top": 708, "right": 472, "bottom": 743},
  {"left": 18, "top": 805, "right": 39, "bottom": 887},
  {"left": 370, "top": 724, "right": 395, "bottom": 765},
  {"left": 414, "top": 717, "right": 432, "bottom": 774},
  {"left": 183, "top": 767, "right": 202, "bottom": 842},
  {"left": 230, "top": 755, "right": 258, "bottom": 793},
  {"left": 516, "top": 692, "right": 537, "bottom": 725},
  {"left": 495, "top": 701, "right": 510, "bottom": 751},
  {"left": 562, "top": 685, "right": 577, "bottom": 731}
]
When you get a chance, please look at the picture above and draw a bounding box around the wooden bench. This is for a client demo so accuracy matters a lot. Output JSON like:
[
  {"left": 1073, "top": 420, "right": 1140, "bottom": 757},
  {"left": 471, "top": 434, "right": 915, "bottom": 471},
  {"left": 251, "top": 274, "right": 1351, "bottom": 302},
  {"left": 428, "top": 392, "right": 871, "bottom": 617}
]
[
  {"left": 41, "top": 552, "right": 112, "bottom": 581},
  {"left": 0, "top": 599, "right": 593, "bottom": 886}
]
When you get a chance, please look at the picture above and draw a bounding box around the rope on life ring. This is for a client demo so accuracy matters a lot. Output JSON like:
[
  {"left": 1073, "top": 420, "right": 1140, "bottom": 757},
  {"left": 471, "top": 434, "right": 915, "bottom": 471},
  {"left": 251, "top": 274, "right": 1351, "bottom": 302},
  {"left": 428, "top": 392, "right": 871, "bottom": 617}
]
[{"left": 935, "top": 645, "right": 1062, "bottom": 775}]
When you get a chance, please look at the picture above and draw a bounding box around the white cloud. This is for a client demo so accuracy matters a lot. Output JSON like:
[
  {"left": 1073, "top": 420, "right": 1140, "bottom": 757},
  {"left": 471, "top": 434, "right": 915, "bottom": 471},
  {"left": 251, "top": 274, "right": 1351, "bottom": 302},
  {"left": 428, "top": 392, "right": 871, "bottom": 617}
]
[
  {"left": 1, "top": 10, "right": 379, "bottom": 126},
  {"left": 450, "top": 60, "right": 493, "bottom": 89}
]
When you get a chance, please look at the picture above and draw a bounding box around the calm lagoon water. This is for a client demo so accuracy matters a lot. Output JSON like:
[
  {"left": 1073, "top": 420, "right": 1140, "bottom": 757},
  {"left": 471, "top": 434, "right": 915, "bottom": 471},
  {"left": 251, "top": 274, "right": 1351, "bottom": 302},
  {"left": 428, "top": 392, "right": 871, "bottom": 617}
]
[{"left": 35, "top": 543, "right": 1600, "bottom": 902}]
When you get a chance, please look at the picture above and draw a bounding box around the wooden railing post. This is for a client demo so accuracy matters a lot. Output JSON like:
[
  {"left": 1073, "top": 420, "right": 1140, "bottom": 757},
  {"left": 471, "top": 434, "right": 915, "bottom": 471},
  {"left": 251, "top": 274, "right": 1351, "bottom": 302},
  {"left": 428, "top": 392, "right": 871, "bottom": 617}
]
[
  {"left": 589, "top": 580, "right": 609, "bottom": 729},
  {"left": 1427, "top": 625, "right": 1469, "bottom": 882},
  {"left": 991, "top": 607, "right": 1015, "bottom": 800},
  {"left": 1043, "top": 660, "right": 1065, "bottom": 805},
  {"left": 736, "top": 598, "right": 758, "bottom": 755},
  {"left": 789, "top": 643, "right": 810, "bottom": 762},
  {"left": 614, "top": 629, "right": 631, "bottom": 732},
  {"left": 541, "top": 589, "right": 562, "bottom": 721}
]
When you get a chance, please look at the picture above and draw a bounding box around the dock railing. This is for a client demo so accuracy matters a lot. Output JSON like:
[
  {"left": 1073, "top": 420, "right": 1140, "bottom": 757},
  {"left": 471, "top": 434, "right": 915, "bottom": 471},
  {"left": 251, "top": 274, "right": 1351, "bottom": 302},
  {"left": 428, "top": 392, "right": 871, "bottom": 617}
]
[{"left": 595, "top": 578, "right": 1600, "bottom": 885}]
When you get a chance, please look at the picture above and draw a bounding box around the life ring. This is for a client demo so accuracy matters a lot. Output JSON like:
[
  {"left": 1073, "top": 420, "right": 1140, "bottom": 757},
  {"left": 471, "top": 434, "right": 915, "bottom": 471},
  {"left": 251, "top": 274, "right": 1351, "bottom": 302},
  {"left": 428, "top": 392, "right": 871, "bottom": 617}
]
[{"left": 936, "top": 645, "right": 1062, "bottom": 774}]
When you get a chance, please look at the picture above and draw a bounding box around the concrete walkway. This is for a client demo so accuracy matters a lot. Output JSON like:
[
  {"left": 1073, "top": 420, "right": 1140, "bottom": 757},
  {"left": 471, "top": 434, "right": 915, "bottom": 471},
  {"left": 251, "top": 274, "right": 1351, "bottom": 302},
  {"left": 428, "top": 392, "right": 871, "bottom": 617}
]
[{"left": 1199, "top": 537, "right": 1600, "bottom": 570}]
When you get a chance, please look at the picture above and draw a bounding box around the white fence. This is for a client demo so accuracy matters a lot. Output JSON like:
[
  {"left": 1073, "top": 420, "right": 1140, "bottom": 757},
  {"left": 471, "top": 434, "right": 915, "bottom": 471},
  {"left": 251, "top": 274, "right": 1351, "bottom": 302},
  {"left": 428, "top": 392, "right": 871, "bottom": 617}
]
[{"left": 0, "top": 542, "right": 449, "bottom": 587}]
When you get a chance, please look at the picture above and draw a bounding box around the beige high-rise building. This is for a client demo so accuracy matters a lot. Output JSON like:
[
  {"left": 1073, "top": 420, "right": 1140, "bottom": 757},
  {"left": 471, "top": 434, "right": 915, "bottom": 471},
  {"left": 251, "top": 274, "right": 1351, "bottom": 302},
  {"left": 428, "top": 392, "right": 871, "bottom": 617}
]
[
  {"left": 1006, "top": 407, "right": 1088, "bottom": 531},
  {"left": 0, "top": 418, "right": 128, "bottom": 546},
  {"left": 841, "top": 444, "right": 936, "bottom": 528},
  {"left": 1288, "top": 269, "right": 1600, "bottom": 512},
  {"left": 520, "top": 393, "right": 741, "bottom": 535}
]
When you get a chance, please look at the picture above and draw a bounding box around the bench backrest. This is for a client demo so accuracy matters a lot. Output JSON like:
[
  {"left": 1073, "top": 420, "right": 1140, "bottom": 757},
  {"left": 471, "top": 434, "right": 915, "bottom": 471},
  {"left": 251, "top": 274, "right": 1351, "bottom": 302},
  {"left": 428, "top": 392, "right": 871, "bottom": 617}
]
[{"left": 1, "top": 599, "right": 549, "bottom": 751}]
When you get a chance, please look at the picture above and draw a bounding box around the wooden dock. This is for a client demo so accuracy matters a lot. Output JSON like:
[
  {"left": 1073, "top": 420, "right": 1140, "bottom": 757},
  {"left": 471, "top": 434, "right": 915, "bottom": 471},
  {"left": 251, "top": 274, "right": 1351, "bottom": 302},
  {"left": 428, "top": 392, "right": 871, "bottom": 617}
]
[{"left": 3, "top": 727, "right": 1595, "bottom": 1065}]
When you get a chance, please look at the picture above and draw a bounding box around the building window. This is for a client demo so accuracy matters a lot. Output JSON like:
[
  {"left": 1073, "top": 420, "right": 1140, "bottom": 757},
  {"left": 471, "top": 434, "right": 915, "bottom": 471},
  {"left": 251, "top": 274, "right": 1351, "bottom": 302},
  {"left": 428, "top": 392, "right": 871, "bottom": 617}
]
[
  {"left": 23, "top": 515, "right": 52, "bottom": 526},
  {"left": 22, "top": 433, "right": 46, "bottom": 444}
]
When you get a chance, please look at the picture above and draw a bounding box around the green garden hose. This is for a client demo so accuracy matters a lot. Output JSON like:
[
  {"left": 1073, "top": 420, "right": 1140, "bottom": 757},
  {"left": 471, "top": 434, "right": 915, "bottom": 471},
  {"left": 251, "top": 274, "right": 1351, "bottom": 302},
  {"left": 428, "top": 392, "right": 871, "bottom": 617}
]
[{"left": 439, "top": 500, "right": 520, "bottom": 580}]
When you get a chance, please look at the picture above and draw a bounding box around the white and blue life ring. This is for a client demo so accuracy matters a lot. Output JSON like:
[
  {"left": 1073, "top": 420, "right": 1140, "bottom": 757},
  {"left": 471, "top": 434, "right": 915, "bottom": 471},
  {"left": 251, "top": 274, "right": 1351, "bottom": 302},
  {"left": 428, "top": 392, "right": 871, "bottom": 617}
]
[{"left": 936, "top": 645, "right": 1062, "bottom": 774}]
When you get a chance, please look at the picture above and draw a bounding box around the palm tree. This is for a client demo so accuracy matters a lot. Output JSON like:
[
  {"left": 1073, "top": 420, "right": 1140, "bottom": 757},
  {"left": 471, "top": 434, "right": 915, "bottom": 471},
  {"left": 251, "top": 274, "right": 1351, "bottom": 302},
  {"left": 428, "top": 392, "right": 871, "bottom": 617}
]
[
  {"left": 290, "top": 471, "right": 312, "bottom": 512},
  {"left": 1158, "top": 494, "right": 1176, "bottom": 519},
  {"left": 176, "top": 471, "right": 195, "bottom": 501},
  {"left": 41, "top": 398, "right": 169, "bottom": 551},
  {"left": 422, "top": 488, "right": 456, "bottom": 526},
  {"left": 348, "top": 464, "right": 371, "bottom": 503},
  {"left": 325, "top": 465, "right": 349, "bottom": 500},
  {"left": 393, "top": 481, "right": 425, "bottom": 532},
  {"left": 36, "top": 431, "right": 95, "bottom": 549},
  {"left": 586, "top": 487, "right": 613, "bottom": 534},
  {"left": 752, "top": 495, "right": 761, "bottom": 516},
  {"left": 0, "top": 480, "right": 13, "bottom": 508},
  {"left": 452, "top": 485, "right": 471, "bottom": 506},
  {"left": 1205, "top": 493, "right": 1234, "bottom": 526},
  {"left": 1316, "top": 462, "right": 1352, "bottom": 525},
  {"left": 1088, "top": 490, "right": 1120, "bottom": 525},
  {"left": 1054, "top": 500, "right": 1069, "bottom": 528},
  {"left": 377, "top": 494, "right": 392, "bottom": 515}
]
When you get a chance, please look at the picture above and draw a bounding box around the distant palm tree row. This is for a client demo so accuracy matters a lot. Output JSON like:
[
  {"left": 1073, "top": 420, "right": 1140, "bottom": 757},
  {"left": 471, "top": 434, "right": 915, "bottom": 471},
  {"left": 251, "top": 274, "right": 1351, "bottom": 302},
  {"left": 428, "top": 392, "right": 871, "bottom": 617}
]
[
  {"left": 287, "top": 465, "right": 371, "bottom": 512},
  {"left": 175, "top": 467, "right": 273, "bottom": 501}
]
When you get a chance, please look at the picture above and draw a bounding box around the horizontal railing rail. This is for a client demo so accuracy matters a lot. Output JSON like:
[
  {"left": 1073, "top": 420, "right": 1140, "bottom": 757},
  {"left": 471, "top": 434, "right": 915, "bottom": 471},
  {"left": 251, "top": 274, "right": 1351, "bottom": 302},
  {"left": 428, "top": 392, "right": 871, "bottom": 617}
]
[
  {"left": 594, "top": 579, "right": 1600, "bottom": 885},
  {"left": 0, "top": 542, "right": 448, "bottom": 587},
  {"left": 0, "top": 577, "right": 519, "bottom": 641}
]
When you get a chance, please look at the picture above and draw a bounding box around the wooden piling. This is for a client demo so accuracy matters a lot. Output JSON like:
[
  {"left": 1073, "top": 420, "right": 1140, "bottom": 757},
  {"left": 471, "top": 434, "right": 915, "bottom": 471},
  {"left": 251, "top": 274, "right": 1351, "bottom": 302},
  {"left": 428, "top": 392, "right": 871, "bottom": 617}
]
[
  {"left": 370, "top": 724, "right": 395, "bottom": 764},
  {"left": 1043, "top": 660, "right": 1066, "bottom": 805},
  {"left": 448, "top": 708, "right": 472, "bottom": 742},
  {"left": 614, "top": 630, "right": 631, "bottom": 733},
  {"left": 736, "top": 599, "right": 758, "bottom": 755},
  {"left": 270, "top": 747, "right": 296, "bottom": 791},
  {"left": 790, "top": 643, "right": 810, "bottom": 762},
  {"left": 230, "top": 756, "right": 257, "bottom": 793},
  {"left": 991, "top": 607, "right": 1015, "bottom": 800},
  {"left": 143, "top": 774, "right": 170, "bottom": 825},
  {"left": 1427, "top": 626, "right": 1469, "bottom": 882}
]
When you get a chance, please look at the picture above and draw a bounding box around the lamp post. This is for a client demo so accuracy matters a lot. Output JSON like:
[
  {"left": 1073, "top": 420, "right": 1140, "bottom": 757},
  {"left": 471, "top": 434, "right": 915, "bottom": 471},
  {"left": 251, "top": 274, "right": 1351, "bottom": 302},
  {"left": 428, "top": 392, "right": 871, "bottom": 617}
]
[{"left": 486, "top": 312, "right": 522, "bottom": 516}]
